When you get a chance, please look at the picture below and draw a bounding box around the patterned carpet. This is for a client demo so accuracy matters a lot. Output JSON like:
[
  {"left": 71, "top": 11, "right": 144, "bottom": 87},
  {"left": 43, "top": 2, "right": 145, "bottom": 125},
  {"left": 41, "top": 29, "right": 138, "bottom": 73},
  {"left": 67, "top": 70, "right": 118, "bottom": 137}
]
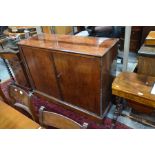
[{"left": 0, "top": 79, "right": 130, "bottom": 129}]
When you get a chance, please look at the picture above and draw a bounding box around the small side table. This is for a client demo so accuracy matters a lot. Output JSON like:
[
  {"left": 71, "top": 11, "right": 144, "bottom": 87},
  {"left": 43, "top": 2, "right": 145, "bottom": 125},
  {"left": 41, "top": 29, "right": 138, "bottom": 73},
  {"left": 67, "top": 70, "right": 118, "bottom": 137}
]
[{"left": 112, "top": 72, "right": 155, "bottom": 128}]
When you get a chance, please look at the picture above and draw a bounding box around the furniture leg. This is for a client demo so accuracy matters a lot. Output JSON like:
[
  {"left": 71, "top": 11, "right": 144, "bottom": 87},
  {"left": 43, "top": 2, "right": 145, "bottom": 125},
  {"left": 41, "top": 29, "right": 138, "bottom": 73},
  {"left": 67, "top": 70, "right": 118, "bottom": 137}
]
[
  {"left": 111, "top": 96, "right": 123, "bottom": 128},
  {"left": 2, "top": 58, "right": 15, "bottom": 82}
]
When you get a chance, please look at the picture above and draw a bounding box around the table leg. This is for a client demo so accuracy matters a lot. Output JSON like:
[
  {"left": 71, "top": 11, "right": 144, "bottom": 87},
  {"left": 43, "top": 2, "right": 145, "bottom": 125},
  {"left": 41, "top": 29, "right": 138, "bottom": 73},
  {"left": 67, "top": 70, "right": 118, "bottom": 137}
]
[
  {"left": 2, "top": 58, "right": 15, "bottom": 82},
  {"left": 111, "top": 96, "right": 124, "bottom": 128}
]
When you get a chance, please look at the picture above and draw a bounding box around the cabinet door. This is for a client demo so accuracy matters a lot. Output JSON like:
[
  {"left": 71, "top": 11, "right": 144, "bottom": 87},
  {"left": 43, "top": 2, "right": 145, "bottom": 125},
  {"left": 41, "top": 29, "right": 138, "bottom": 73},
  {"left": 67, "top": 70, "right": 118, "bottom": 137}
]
[
  {"left": 53, "top": 52, "right": 101, "bottom": 115},
  {"left": 21, "top": 46, "right": 60, "bottom": 99}
]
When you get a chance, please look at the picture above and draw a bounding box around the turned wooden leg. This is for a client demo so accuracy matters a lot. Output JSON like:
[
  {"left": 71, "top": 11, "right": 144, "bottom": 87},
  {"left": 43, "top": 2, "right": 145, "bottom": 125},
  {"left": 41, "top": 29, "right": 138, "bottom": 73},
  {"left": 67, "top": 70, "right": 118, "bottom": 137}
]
[{"left": 111, "top": 96, "right": 123, "bottom": 128}]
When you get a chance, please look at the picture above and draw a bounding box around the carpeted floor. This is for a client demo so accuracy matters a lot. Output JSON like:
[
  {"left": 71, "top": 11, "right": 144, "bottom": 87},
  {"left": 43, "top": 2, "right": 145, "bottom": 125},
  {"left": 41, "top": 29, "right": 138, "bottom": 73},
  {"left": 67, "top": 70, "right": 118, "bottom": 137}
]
[{"left": 0, "top": 79, "right": 130, "bottom": 129}]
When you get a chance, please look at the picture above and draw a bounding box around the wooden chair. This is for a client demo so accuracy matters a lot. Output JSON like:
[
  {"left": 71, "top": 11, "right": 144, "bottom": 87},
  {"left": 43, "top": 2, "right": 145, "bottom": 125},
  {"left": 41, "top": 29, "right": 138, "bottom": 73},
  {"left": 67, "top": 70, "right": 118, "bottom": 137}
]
[
  {"left": 8, "top": 84, "right": 35, "bottom": 120},
  {"left": 39, "top": 106, "right": 88, "bottom": 129}
]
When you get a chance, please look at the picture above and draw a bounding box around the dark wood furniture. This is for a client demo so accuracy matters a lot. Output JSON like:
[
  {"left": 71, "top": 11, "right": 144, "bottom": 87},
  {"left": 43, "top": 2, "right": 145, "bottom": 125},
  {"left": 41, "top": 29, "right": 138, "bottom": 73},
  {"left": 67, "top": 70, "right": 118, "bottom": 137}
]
[
  {"left": 39, "top": 106, "right": 88, "bottom": 129},
  {"left": 138, "top": 45, "right": 155, "bottom": 77},
  {"left": 16, "top": 34, "right": 118, "bottom": 122},
  {"left": 112, "top": 72, "right": 155, "bottom": 127},
  {"left": 119, "top": 26, "right": 143, "bottom": 52},
  {"left": 0, "top": 100, "right": 41, "bottom": 129},
  {"left": 0, "top": 51, "right": 29, "bottom": 87}
]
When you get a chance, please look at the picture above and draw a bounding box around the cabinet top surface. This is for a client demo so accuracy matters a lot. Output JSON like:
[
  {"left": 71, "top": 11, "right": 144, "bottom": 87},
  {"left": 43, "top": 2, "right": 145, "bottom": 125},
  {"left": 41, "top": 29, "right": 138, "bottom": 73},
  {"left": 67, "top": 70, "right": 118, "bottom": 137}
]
[
  {"left": 138, "top": 44, "right": 155, "bottom": 56},
  {"left": 18, "top": 34, "right": 118, "bottom": 57}
]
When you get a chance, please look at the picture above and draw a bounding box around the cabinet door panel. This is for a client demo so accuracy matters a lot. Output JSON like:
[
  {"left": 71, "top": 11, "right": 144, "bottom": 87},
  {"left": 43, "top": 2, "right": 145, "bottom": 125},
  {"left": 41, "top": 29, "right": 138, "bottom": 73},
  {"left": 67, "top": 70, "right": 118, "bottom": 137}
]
[
  {"left": 21, "top": 46, "right": 60, "bottom": 98},
  {"left": 53, "top": 52, "right": 101, "bottom": 115}
]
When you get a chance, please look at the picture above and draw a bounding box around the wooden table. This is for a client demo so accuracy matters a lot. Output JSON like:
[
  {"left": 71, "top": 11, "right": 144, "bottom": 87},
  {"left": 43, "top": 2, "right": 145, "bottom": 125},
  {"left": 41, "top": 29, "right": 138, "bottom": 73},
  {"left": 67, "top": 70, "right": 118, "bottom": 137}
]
[
  {"left": 0, "top": 100, "right": 41, "bottom": 129},
  {"left": 112, "top": 72, "right": 155, "bottom": 128}
]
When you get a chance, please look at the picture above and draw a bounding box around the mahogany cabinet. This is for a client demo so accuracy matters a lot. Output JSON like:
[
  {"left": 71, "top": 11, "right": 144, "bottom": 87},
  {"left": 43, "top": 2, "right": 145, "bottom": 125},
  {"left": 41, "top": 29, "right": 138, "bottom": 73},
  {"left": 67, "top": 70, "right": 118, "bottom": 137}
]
[{"left": 17, "top": 34, "right": 118, "bottom": 121}]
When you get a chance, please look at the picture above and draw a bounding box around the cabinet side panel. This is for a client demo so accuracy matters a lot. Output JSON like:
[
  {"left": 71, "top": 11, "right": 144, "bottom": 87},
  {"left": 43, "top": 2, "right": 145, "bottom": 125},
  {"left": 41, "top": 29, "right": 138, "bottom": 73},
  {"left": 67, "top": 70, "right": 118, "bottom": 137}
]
[
  {"left": 102, "top": 44, "right": 117, "bottom": 114},
  {"left": 53, "top": 52, "right": 101, "bottom": 115},
  {"left": 138, "top": 56, "right": 155, "bottom": 76},
  {"left": 21, "top": 46, "right": 60, "bottom": 99}
]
